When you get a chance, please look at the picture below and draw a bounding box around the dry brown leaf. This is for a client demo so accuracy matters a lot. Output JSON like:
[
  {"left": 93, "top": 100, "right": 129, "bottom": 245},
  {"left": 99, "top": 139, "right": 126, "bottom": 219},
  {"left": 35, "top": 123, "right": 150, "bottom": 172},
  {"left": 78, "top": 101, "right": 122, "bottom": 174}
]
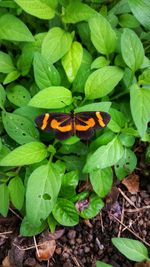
[
  {"left": 122, "top": 174, "right": 139, "bottom": 193},
  {"left": 36, "top": 240, "right": 56, "bottom": 262},
  {"left": 134, "top": 261, "right": 150, "bottom": 267},
  {"left": 2, "top": 256, "right": 11, "bottom": 267}
]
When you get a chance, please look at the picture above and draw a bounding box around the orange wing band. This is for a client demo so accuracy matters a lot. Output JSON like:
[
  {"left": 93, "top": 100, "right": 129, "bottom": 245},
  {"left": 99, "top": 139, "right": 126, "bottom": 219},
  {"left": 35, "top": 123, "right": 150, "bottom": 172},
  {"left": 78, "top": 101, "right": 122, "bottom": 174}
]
[
  {"left": 41, "top": 113, "right": 50, "bottom": 130},
  {"left": 95, "top": 112, "right": 105, "bottom": 127},
  {"left": 75, "top": 118, "right": 95, "bottom": 131},
  {"left": 51, "top": 119, "right": 72, "bottom": 132}
]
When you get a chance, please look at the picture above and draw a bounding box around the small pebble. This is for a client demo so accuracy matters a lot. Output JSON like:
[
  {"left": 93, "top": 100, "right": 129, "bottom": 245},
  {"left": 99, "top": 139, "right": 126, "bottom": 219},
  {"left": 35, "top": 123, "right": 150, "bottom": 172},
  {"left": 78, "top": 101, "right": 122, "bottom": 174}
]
[
  {"left": 67, "top": 230, "right": 76, "bottom": 239},
  {"left": 84, "top": 246, "right": 90, "bottom": 253}
]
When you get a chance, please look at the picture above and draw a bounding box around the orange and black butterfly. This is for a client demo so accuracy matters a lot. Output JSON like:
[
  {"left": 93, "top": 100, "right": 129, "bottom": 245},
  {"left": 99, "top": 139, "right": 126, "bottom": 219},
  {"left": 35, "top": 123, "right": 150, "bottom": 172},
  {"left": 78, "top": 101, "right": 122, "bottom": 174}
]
[{"left": 35, "top": 111, "right": 110, "bottom": 141}]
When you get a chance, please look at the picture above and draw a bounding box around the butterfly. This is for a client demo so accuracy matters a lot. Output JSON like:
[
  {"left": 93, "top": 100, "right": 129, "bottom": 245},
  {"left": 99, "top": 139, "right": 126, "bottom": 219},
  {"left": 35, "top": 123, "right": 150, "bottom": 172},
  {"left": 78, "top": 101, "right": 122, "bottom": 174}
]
[{"left": 35, "top": 111, "right": 111, "bottom": 141}]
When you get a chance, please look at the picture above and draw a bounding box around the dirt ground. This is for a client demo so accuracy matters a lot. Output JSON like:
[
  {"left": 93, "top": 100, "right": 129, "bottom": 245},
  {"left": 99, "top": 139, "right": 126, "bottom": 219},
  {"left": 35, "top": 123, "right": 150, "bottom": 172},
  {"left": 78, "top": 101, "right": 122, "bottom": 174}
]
[{"left": 0, "top": 143, "right": 150, "bottom": 267}]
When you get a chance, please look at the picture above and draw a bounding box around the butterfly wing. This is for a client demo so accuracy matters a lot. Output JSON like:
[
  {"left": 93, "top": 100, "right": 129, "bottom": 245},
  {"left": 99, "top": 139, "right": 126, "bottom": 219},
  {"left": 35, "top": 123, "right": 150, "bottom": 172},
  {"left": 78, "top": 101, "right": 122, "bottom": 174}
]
[
  {"left": 35, "top": 113, "right": 73, "bottom": 140},
  {"left": 75, "top": 111, "right": 110, "bottom": 140}
]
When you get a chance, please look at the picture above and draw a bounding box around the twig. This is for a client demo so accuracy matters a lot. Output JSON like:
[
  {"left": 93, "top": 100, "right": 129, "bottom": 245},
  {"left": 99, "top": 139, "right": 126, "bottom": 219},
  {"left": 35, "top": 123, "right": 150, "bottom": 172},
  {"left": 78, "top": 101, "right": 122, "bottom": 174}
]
[
  {"left": 13, "top": 240, "right": 48, "bottom": 251},
  {"left": 118, "top": 198, "right": 125, "bottom": 237},
  {"left": 99, "top": 212, "right": 104, "bottom": 233},
  {"left": 71, "top": 254, "right": 82, "bottom": 267},
  {"left": 0, "top": 231, "right": 13, "bottom": 235},
  {"left": 112, "top": 215, "right": 150, "bottom": 247},
  {"left": 33, "top": 236, "right": 40, "bottom": 258},
  {"left": 124, "top": 205, "right": 150, "bottom": 213},
  {"left": 96, "top": 237, "right": 104, "bottom": 250},
  {"left": 9, "top": 207, "right": 22, "bottom": 220},
  {"left": 118, "top": 188, "right": 137, "bottom": 208}
]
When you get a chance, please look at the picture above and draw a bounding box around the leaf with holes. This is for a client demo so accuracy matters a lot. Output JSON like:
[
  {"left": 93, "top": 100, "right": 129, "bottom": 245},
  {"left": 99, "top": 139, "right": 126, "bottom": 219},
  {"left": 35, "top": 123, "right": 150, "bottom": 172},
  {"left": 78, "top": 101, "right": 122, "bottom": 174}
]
[
  {"left": 114, "top": 148, "right": 137, "bottom": 180},
  {"left": 6, "top": 85, "right": 31, "bottom": 107},
  {"left": 2, "top": 111, "right": 39, "bottom": 144},
  {"left": 26, "top": 163, "right": 62, "bottom": 226}
]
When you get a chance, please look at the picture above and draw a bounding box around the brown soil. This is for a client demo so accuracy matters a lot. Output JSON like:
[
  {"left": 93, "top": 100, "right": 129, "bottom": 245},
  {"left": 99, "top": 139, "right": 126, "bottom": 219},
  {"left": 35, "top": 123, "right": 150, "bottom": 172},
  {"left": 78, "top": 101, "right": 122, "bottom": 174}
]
[{"left": 0, "top": 144, "right": 150, "bottom": 267}]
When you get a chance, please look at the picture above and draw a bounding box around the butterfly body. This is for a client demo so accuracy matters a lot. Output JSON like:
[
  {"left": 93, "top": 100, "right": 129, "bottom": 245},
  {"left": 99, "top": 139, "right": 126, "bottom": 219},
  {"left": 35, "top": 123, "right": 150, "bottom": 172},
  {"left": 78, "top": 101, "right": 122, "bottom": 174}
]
[{"left": 35, "top": 111, "right": 110, "bottom": 140}]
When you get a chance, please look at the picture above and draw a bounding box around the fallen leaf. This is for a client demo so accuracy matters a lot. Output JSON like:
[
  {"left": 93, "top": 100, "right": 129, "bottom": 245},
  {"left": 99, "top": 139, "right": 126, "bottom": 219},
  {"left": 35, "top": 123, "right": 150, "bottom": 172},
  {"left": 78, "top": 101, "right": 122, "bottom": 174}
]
[
  {"left": 36, "top": 240, "right": 56, "bottom": 262},
  {"left": 2, "top": 256, "right": 11, "bottom": 267},
  {"left": 134, "top": 261, "right": 150, "bottom": 267},
  {"left": 105, "top": 184, "right": 119, "bottom": 209},
  {"left": 122, "top": 174, "right": 139, "bottom": 193}
]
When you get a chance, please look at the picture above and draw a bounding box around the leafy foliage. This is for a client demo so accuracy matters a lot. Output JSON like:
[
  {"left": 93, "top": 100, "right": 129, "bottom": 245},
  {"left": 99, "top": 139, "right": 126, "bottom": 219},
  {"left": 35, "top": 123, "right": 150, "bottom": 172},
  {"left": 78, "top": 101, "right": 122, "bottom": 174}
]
[{"left": 0, "top": 0, "right": 150, "bottom": 240}]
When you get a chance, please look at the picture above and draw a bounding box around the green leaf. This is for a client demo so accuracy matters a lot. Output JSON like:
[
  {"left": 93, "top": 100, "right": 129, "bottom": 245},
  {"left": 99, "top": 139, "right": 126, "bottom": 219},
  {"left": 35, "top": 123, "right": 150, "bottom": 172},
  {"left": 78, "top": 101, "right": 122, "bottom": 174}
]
[
  {"left": 8, "top": 176, "right": 25, "bottom": 210},
  {"left": 130, "top": 84, "right": 150, "bottom": 137},
  {"left": 115, "top": 148, "right": 137, "bottom": 180},
  {"left": 90, "top": 131, "right": 116, "bottom": 151},
  {"left": 59, "top": 141, "right": 88, "bottom": 156},
  {"left": 20, "top": 216, "right": 46, "bottom": 236},
  {"left": 26, "top": 163, "right": 61, "bottom": 226},
  {"left": 33, "top": 53, "right": 61, "bottom": 90},
  {"left": 0, "top": 51, "right": 15, "bottom": 74},
  {"left": 139, "top": 68, "right": 150, "bottom": 85},
  {"left": 0, "top": 184, "right": 9, "bottom": 217},
  {"left": 119, "top": 13, "right": 140, "bottom": 28},
  {"left": 29, "top": 86, "right": 72, "bottom": 109},
  {"left": 128, "top": 0, "right": 150, "bottom": 30},
  {"left": 60, "top": 171, "right": 79, "bottom": 198},
  {"left": 62, "top": 41, "right": 83, "bottom": 83},
  {"left": 72, "top": 48, "right": 92, "bottom": 93},
  {"left": 96, "top": 261, "right": 112, "bottom": 267},
  {"left": 14, "top": 0, "right": 57, "bottom": 19},
  {"left": 84, "top": 136, "right": 124, "bottom": 172},
  {"left": 62, "top": 0, "right": 97, "bottom": 23},
  {"left": 53, "top": 198, "right": 79, "bottom": 226},
  {"left": 89, "top": 14, "right": 117, "bottom": 55},
  {"left": 0, "top": 142, "right": 47, "bottom": 166},
  {"left": 42, "top": 27, "right": 73, "bottom": 63},
  {"left": 90, "top": 167, "right": 113, "bottom": 198},
  {"left": 85, "top": 66, "right": 123, "bottom": 99},
  {"left": 47, "top": 214, "right": 57, "bottom": 233},
  {"left": 0, "top": 84, "right": 6, "bottom": 110},
  {"left": 121, "top": 28, "right": 144, "bottom": 72},
  {"left": 119, "top": 133, "right": 135, "bottom": 147},
  {"left": 75, "top": 102, "right": 111, "bottom": 113},
  {"left": 108, "top": 108, "right": 127, "bottom": 133},
  {"left": 91, "top": 56, "right": 110, "bottom": 70},
  {"left": 2, "top": 112, "right": 39, "bottom": 145},
  {"left": 6, "top": 85, "right": 31, "bottom": 107},
  {"left": 3, "top": 70, "right": 20, "bottom": 85},
  {"left": 0, "top": 14, "right": 34, "bottom": 42},
  {"left": 80, "top": 194, "right": 104, "bottom": 219},
  {"left": 112, "top": 238, "right": 149, "bottom": 262}
]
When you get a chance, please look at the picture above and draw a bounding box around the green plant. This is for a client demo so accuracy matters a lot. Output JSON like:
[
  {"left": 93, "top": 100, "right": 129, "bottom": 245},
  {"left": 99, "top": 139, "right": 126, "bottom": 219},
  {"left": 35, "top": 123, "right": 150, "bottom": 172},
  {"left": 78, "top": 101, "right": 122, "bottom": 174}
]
[
  {"left": 96, "top": 237, "right": 150, "bottom": 266},
  {"left": 0, "top": 0, "right": 150, "bottom": 236}
]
